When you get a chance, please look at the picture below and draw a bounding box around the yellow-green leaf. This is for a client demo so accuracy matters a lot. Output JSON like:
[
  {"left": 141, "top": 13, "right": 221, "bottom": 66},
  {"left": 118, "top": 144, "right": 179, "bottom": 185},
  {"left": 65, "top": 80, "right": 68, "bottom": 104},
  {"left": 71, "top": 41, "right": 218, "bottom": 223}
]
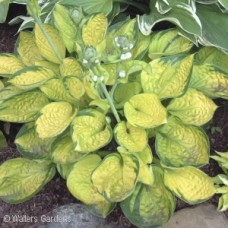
[
  {"left": 67, "top": 154, "right": 115, "bottom": 218},
  {"left": 71, "top": 110, "right": 112, "bottom": 152},
  {"left": 167, "top": 88, "right": 217, "bottom": 126},
  {"left": 0, "top": 91, "right": 49, "bottom": 123},
  {"left": 36, "top": 102, "right": 76, "bottom": 138},
  {"left": 34, "top": 23, "right": 66, "bottom": 64},
  {"left": 9, "top": 66, "right": 56, "bottom": 90},
  {"left": 15, "top": 122, "right": 54, "bottom": 159},
  {"left": 17, "top": 31, "right": 43, "bottom": 66},
  {"left": 60, "top": 58, "right": 82, "bottom": 78},
  {"left": 148, "top": 29, "right": 193, "bottom": 59},
  {"left": 190, "top": 64, "right": 228, "bottom": 99},
  {"left": 141, "top": 55, "right": 194, "bottom": 99},
  {"left": 0, "top": 54, "right": 24, "bottom": 76},
  {"left": 113, "top": 82, "right": 142, "bottom": 108},
  {"left": 82, "top": 13, "right": 107, "bottom": 46},
  {"left": 120, "top": 166, "right": 175, "bottom": 227},
  {"left": 56, "top": 163, "right": 73, "bottom": 180},
  {"left": 156, "top": 116, "right": 209, "bottom": 167},
  {"left": 51, "top": 133, "right": 83, "bottom": 164},
  {"left": 124, "top": 93, "right": 167, "bottom": 128},
  {"left": 34, "top": 60, "right": 59, "bottom": 74},
  {"left": 0, "top": 158, "right": 55, "bottom": 204},
  {"left": 40, "top": 78, "right": 77, "bottom": 103},
  {"left": 0, "top": 86, "right": 23, "bottom": 101},
  {"left": 114, "top": 121, "right": 147, "bottom": 153},
  {"left": 63, "top": 76, "right": 85, "bottom": 100},
  {"left": 53, "top": 4, "right": 77, "bottom": 53},
  {"left": 0, "top": 130, "right": 7, "bottom": 150},
  {"left": 164, "top": 166, "right": 215, "bottom": 204},
  {"left": 91, "top": 151, "right": 139, "bottom": 202}
]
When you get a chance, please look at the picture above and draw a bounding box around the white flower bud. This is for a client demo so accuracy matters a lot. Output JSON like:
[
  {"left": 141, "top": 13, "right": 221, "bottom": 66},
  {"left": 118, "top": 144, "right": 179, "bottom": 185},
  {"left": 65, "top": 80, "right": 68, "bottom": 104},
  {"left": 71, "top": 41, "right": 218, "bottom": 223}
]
[
  {"left": 92, "top": 75, "right": 98, "bottom": 82},
  {"left": 120, "top": 52, "right": 132, "bottom": 60},
  {"left": 119, "top": 70, "right": 126, "bottom": 78}
]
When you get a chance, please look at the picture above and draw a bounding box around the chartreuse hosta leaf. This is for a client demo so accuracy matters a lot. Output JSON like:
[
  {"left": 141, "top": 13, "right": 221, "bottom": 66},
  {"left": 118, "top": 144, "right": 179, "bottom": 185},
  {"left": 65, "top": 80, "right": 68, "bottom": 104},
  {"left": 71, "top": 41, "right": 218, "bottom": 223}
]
[
  {"left": 63, "top": 76, "right": 85, "bottom": 100},
  {"left": 60, "top": 58, "right": 82, "bottom": 78},
  {"left": 0, "top": 91, "right": 49, "bottom": 123},
  {"left": 71, "top": 110, "right": 112, "bottom": 153},
  {"left": 190, "top": 64, "right": 228, "bottom": 99},
  {"left": 36, "top": 102, "right": 76, "bottom": 138},
  {"left": 195, "top": 47, "right": 228, "bottom": 72},
  {"left": 124, "top": 93, "right": 167, "bottom": 128},
  {"left": 156, "top": 116, "right": 209, "bottom": 167},
  {"left": 34, "top": 60, "right": 59, "bottom": 74},
  {"left": 51, "top": 133, "right": 84, "bottom": 164},
  {"left": 15, "top": 122, "right": 54, "bottom": 159},
  {"left": 0, "top": 130, "right": 7, "bottom": 150},
  {"left": 53, "top": 4, "right": 77, "bottom": 53},
  {"left": 0, "top": 86, "right": 24, "bottom": 101},
  {"left": 118, "top": 146, "right": 154, "bottom": 186},
  {"left": 167, "top": 88, "right": 217, "bottom": 126},
  {"left": 67, "top": 154, "right": 115, "bottom": 218},
  {"left": 0, "top": 54, "right": 24, "bottom": 76},
  {"left": 17, "top": 31, "right": 43, "bottom": 66},
  {"left": 148, "top": 29, "right": 193, "bottom": 59},
  {"left": 40, "top": 78, "right": 77, "bottom": 103},
  {"left": 91, "top": 151, "right": 139, "bottom": 202},
  {"left": 113, "top": 82, "right": 142, "bottom": 108},
  {"left": 164, "top": 166, "right": 215, "bottom": 204},
  {"left": 114, "top": 121, "right": 147, "bottom": 153},
  {"left": 141, "top": 55, "right": 194, "bottom": 99},
  {"left": 34, "top": 23, "right": 66, "bottom": 64},
  {"left": 82, "top": 13, "right": 107, "bottom": 47},
  {"left": 0, "top": 158, "right": 55, "bottom": 204},
  {"left": 9, "top": 66, "right": 56, "bottom": 90},
  {"left": 56, "top": 163, "right": 74, "bottom": 180},
  {"left": 120, "top": 166, "right": 175, "bottom": 227}
]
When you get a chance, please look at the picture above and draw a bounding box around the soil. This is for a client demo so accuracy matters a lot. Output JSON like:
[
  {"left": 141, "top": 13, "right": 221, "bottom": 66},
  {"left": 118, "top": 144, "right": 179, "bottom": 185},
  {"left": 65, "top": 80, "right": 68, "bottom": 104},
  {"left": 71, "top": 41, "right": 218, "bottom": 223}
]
[{"left": 0, "top": 4, "right": 228, "bottom": 228}]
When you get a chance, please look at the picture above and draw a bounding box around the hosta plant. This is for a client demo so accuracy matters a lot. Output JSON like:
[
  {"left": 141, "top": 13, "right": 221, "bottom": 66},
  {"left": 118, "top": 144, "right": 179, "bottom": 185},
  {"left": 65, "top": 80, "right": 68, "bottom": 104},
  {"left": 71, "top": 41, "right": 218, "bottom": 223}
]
[
  {"left": 0, "top": 1, "right": 227, "bottom": 227},
  {"left": 211, "top": 151, "right": 228, "bottom": 212}
]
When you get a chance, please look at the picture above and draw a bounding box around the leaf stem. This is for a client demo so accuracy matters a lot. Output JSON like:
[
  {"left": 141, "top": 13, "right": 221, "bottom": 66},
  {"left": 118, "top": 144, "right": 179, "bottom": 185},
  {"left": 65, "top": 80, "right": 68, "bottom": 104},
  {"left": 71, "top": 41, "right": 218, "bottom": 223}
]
[{"left": 99, "top": 82, "right": 121, "bottom": 123}]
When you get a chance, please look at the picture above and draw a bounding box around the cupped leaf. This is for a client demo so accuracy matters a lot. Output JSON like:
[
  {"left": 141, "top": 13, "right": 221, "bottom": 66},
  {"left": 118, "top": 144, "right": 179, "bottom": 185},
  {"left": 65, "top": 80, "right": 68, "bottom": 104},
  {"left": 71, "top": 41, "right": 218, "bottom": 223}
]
[
  {"left": 9, "top": 66, "right": 56, "bottom": 90},
  {"left": 51, "top": 133, "right": 83, "bottom": 164},
  {"left": 113, "top": 82, "right": 142, "bottom": 108},
  {"left": 71, "top": 110, "right": 112, "bottom": 152},
  {"left": 120, "top": 166, "right": 175, "bottom": 227},
  {"left": 149, "top": 29, "right": 193, "bottom": 59},
  {"left": 34, "top": 23, "right": 66, "bottom": 64},
  {"left": 167, "top": 88, "right": 217, "bottom": 126},
  {"left": 36, "top": 102, "right": 76, "bottom": 138},
  {"left": 0, "top": 54, "right": 24, "bottom": 76},
  {"left": 156, "top": 116, "right": 209, "bottom": 167},
  {"left": 15, "top": 122, "right": 54, "bottom": 159},
  {"left": 91, "top": 151, "right": 139, "bottom": 202},
  {"left": 40, "top": 78, "right": 77, "bottom": 103},
  {"left": 67, "top": 154, "right": 115, "bottom": 218},
  {"left": 82, "top": 13, "right": 107, "bottom": 46},
  {"left": 0, "top": 158, "right": 55, "bottom": 204},
  {"left": 132, "top": 146, "right": 154, "bottom": 186},
  {"left": 114, "top": 121, "right": 147, "bottom": 153},
  {"left": 190, "top": 64, "right": 228, "bottom": 99},
  {"left": 164, "top": 166, "right": 215, "bottom": 204},
  {"left": 60, "top": 58, "right": 82, "bottom": 78},
  {"left": 63, "top": 76, "right": 85, "bottom": 100},
  {"left": 0, "top": 91, "right": 49, "bottom": 123},
  {"left": 141, "top": 55, "right": 194, "bottom": 99},
  {"left": 53, "top": 4, "right": 77, "bottom": 53},
  {"left": 124, "top": 93, "right": 167, "bottom": 128},
  {"left": 17, "top": 31, "right": 43, "bottom": 66}
]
